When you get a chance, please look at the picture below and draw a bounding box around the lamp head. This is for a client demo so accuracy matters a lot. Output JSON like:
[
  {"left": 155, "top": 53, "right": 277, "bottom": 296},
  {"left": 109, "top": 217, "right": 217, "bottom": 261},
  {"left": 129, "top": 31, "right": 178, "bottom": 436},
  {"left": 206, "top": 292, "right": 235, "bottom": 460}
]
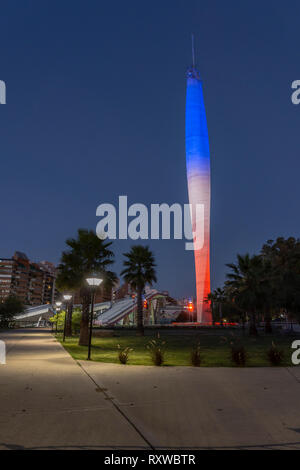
[{"left": 86, "top": 273, "right": 102, "bottom": 287}]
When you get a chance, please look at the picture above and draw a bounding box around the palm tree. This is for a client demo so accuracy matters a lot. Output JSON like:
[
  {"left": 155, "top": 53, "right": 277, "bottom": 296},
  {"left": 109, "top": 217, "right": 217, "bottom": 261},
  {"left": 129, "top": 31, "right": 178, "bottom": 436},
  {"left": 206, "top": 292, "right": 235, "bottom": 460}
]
[
  {"left": 206, "top": 288, "right": 226, "bottom": 325},
  {"left": 205, "top": 291, "right": 217, "bottom": 325},
  {"left": 225, "top": 254, "right": 267, "bottom": 335},
  {"left": 103, "top": 270, "right": 119, "bottom": 301},
  {"left": 121, "top": 245, "right": 157, "bottom": 336},
  {"left": 57, "top": 229, "right": 115, "bottom": 346}
]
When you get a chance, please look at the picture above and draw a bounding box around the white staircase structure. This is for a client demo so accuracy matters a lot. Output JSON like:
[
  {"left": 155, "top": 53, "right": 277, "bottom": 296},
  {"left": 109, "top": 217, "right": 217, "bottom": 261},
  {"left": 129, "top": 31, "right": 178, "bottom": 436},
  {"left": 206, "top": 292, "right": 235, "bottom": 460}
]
[{"left": 12, "top": 289, "right": 179, "bottom": 327}]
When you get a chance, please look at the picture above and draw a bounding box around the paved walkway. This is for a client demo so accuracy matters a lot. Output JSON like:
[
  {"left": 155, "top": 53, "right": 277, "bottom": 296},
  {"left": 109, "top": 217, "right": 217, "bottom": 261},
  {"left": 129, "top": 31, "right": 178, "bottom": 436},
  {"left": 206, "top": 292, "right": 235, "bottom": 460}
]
[
  {"left": 0, "top": 329, "right": 149, "bottom": 450},
  {"left": 1, "top": 329, "right": 300, "bottom": 449}
]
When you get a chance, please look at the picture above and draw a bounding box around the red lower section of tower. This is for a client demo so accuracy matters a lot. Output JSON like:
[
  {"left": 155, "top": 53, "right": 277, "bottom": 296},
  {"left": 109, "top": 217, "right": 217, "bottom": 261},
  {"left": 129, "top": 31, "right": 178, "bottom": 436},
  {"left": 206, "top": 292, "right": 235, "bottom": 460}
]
[
  {"left": 194, "top": 246, "right": 211, "bottom": 323},
  {"left": 185, "top": 71, "right": 212, "bottom": 324}
]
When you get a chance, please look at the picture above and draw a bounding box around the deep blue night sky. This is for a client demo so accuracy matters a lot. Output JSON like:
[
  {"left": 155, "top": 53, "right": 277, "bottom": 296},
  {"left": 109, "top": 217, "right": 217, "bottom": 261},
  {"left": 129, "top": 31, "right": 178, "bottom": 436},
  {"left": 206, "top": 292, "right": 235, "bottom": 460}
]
[{"left": 1, "top": 1, "right": 300, "bottom": 299}]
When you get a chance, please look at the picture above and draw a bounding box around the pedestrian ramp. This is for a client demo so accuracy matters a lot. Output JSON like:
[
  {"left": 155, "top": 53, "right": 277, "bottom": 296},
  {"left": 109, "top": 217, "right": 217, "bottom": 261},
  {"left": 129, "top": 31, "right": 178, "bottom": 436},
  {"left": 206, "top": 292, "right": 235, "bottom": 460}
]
[{"left": 94, "top": 298, "right": 136, "bottom": 326}]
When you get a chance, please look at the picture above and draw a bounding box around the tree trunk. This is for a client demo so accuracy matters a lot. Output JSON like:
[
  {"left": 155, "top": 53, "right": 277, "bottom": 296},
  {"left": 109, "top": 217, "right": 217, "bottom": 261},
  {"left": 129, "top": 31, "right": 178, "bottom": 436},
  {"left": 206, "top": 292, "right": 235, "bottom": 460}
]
[
  {"left": 79, "top": 292, "right": 91, "bottom": 346},
  {"left": 264, "top": 311, "right": 272, "bottom": 334},
  {"left": 249, "top": 312, "right": 258, "bottom": 336},
  {"left": 219, "top": 303, "right": 223, "bottom": 327},
  {"left": 153, "top": 304, "right": 158, "bottom": 325},
  {"left": 241, "top": 314, "right": 245, "bottom": 336},
  {"left": 136, "top": 286, "right": 144, "bottom": 336},
  {"left": 65, "top": 302, "right": 73, "bottom": 337},
  {"left": 210, "top": 301, "right": 215, "bottom": 325}
]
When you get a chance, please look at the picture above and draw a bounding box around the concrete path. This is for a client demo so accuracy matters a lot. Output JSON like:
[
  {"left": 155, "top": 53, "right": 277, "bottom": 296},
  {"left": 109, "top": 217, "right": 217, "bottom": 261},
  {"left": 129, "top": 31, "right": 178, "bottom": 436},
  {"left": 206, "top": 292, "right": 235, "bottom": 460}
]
[
  {"left": 1, "top": 329, "right": 300, "bottom": 450},
  {"left": 0, "top": 329, "right": 149, "bottom": 450},
  {"left": 81, "top": 361, "right": 300, "bottom": 450}
]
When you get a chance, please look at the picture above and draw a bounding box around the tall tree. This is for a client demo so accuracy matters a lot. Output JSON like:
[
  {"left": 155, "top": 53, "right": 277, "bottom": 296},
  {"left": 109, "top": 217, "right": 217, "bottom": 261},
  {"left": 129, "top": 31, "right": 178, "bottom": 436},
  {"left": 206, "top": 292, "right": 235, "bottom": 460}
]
[
  {"left": 0, "top": 296, "right": 24, "bottom": 328},
  {"left": 57, "top": 229, "right": 115, "bottom": 345},
  {"left": 121, "top": 246, "right": 157, "bottom": 336},
  {"left": 103, "top": 270, "right": 119, "bottom": 301},
  {"left": 225, "top": 254, "right": 269, "bottom": 335},
  {"left": 206, "top": 288, "right": 226, "bottom": 325},
  {"left": 261, "top": 237, "right": 300, "bottom": 323},
  {"left": 56, "top": 268, "right": 76, "bottom": 337}
]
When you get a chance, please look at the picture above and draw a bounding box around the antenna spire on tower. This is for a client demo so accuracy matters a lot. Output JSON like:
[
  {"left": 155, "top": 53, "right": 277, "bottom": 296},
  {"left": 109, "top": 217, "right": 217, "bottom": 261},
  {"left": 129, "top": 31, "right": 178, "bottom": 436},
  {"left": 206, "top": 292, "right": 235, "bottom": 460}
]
[{"left": 191, "top": 33, "right": 196, "bottom": 68}]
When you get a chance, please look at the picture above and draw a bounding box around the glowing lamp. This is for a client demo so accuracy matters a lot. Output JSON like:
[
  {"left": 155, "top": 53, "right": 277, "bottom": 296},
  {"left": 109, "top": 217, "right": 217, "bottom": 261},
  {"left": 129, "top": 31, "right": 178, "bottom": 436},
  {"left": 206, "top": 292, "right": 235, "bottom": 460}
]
[{"left": 86, "top": 275, "right": 102, "bottom": 287}]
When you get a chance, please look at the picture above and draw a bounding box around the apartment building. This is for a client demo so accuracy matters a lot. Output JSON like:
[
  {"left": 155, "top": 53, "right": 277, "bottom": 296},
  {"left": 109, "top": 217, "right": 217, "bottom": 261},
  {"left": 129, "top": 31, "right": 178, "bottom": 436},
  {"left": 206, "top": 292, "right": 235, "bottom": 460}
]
[{"left": 0, "top": 252, "right": 57, "bottom": 306}]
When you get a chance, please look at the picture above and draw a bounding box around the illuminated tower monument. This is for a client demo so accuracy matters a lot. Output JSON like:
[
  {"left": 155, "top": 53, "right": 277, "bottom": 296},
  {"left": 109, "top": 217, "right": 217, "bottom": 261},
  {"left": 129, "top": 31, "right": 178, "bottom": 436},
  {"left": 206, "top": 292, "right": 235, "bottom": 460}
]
[{"left": 185, "top": 37, "right": 212, "bottom": 323}]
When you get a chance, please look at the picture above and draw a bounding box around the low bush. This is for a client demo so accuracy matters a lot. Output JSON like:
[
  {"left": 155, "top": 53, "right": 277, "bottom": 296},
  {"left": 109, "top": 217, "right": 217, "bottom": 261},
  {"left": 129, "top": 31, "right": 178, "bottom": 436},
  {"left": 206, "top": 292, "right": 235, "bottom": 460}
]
[
  {"left": 190, "top": 342, "right": 202, "bottom": 367},
  {"left": 147, "top": 335, "right": 166, "bottom": 366},
  {"left": 117, "top": 345, "right": 133, "bottom": 364},
  {"left": 230, "top": 344, "right": 247, "bottom": 366},
  {"left": 267, "top": 342, "right": 284, "bottom": 366}
]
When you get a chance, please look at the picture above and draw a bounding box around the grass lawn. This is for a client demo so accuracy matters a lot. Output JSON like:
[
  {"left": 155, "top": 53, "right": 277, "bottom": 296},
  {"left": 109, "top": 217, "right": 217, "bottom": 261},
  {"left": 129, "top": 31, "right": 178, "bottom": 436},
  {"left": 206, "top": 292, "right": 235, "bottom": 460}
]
[{"left": 55, "top": 329, "right": 298, "bottom": 367}]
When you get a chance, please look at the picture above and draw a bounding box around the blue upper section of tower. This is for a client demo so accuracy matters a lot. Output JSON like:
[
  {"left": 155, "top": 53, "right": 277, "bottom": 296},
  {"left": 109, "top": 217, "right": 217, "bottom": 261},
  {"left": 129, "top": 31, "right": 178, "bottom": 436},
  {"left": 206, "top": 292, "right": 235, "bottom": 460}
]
[{"left": 185, "top": 67, "right": 210, "bottom": 175}]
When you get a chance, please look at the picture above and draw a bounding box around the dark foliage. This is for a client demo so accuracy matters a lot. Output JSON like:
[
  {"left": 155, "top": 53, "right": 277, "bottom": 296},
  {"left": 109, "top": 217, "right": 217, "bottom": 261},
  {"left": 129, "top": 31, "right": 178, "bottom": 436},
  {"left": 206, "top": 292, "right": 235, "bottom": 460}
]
[
  {"left": 117, "top": 345, "right": 133, "bottom": 364},
  {"left": 267, "top": 342, "right": 285, "bottom": 366},
  {"left": 190, "top": 342, "right": 202, "bottom": 367},
  {"left": 0, "top": 296, "right": 24, "bottom": 328},
  {"left": 230, "top": 344, "right": 247, "bottom": 366},
  {"left": 147, "top": 336, "right": 165, "bottom": 366}
]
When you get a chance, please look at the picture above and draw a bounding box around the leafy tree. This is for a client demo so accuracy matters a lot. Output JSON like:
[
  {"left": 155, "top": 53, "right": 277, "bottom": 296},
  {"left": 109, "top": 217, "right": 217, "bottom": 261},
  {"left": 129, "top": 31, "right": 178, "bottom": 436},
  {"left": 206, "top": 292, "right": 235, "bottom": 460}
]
[
  {"left": 261, "top": 237, "right": 300, "bottom": 323},
  {"left": 49, "top": 311, "right": 65, "bottom": 330},
  {"left": 215, "top": 237, "right": 300, "bottom": 334},
  {"left": 49, "top": 308, "right": 82, "bottom": 334},
  {"left": 55, "top": 268, "right": 76, "bottom": 337},
  {"left": 121, "top": 246, "right": 157, "bottom": 336},
  {"left": 0, "top": 295, "right": 24, "bottom": 328},
  {"left": 225, "top": 254, "right": 269, "bottom": 335},
  {"left": 57, "top": 229, "right": 115, "bottom": 346}
]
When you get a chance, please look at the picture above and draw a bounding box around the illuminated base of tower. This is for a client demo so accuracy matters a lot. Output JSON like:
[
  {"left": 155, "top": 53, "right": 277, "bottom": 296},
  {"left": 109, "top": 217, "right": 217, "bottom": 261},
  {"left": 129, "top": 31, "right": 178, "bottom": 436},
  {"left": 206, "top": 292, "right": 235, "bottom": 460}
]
[{"left": 194, "top": 245, "right": 212, "bottom": 323}]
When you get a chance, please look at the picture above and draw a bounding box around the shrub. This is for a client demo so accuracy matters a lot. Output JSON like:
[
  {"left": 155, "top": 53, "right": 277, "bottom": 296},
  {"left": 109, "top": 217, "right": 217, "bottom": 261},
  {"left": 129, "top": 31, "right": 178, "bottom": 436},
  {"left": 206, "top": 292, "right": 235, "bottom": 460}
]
[
  {"left": 0, "top": 295, "right": 24, "bottom": 328},
  {"left": 147, "top": 335, "right": 166, "bottom": 366},
  {"left": 190, "top": 342, "right": 202, "bottom": 367},
  {"left": 230, "top": 344, "right": 247, "bottom": 366},
  {"left": 71, "top": 310, "right": 82, "bottom": 334},
  {"left": 267, "top": 342, "right": 284, "bottom": 366},
  {"left": 49, "top": 311, "right": 65, "bottom": 331},
  {"left": 117, "top": 345, "right": 133, "bottom": 365}
]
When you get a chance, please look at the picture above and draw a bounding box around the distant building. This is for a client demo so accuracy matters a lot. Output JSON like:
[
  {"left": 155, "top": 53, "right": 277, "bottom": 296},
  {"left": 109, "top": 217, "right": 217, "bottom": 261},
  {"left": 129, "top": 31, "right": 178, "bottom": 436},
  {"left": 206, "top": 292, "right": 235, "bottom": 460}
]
[{"left": 0, "top": 252, "right": 57, "bottom": 306}]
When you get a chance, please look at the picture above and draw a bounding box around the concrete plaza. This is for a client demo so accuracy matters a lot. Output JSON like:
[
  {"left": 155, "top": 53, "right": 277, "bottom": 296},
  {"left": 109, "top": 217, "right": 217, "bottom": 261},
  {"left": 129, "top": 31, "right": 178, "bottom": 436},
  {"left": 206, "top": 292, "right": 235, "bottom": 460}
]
[{"left": 0, "top": 329, "right": 300, "bottom": 450}]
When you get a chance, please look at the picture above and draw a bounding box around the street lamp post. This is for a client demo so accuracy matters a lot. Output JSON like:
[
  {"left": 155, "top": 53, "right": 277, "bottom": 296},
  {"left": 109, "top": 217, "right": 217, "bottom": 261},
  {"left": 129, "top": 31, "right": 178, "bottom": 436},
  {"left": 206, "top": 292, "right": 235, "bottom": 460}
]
[
  {"left": 63, "top": 294, "right": 72, "bottom": 342},
  {"left": 55, "top": 301, "right": 62, "bottom": 332},
  {"left": 86, "top": 274, "right": 102, "bottom": 360}
]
